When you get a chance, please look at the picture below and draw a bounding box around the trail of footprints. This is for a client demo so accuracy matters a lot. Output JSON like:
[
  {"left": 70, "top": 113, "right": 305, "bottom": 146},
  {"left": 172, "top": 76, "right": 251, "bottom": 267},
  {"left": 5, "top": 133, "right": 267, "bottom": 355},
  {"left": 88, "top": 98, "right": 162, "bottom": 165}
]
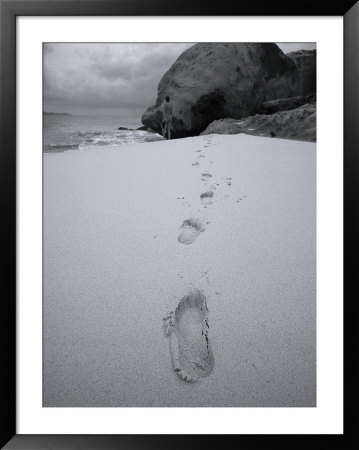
[{"left": 165, "top": 136, "right": 245, "bottom": 382}]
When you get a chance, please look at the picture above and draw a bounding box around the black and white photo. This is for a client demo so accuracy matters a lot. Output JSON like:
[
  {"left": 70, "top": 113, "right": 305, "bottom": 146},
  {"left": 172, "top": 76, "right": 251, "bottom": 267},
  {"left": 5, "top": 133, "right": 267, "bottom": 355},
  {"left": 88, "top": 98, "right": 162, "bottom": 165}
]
[{"left": 43, "top": 42, "right": 316, "bottom": 407}]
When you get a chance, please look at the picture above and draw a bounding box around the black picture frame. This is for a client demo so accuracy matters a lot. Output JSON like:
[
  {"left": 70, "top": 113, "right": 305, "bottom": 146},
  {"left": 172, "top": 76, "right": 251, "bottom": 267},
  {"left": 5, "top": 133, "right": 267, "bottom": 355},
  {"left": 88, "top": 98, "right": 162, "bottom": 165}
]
[{"left": 1, "top": 1, "right": 357, "bottom": 448}]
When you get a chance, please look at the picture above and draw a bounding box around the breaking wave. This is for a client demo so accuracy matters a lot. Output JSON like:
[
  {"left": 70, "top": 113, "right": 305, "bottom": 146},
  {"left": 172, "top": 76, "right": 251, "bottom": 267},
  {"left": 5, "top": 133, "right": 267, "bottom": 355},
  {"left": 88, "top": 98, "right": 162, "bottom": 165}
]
[{"left": 44, "top": 129, "right": 164, "bottom": 153}]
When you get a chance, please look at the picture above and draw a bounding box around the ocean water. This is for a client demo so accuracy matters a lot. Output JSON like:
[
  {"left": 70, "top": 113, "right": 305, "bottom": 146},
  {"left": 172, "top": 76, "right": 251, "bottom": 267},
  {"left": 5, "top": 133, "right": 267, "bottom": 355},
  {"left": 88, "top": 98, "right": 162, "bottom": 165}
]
[{"left": 43, "top": 113, "right": 163, "bottom": 153}]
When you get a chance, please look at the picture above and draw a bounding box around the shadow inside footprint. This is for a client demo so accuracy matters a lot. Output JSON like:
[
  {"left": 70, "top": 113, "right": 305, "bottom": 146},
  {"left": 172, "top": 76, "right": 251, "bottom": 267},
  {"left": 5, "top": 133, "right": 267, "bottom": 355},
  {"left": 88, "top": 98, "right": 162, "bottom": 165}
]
[
  {"left": 200, "top": 191, "right": 214, "bottom": 206},
  {"left": 164, "top": 289, "right": 214, "bottom": 382},
  {"left": 178, "top": 218, "right": 205, "bottom": 245}
]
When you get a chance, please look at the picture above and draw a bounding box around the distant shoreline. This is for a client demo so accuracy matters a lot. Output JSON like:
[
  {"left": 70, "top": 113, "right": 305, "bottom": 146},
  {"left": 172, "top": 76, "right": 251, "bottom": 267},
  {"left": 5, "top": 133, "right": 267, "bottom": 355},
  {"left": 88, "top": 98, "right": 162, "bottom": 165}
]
[{"left": 44, "top": 111, "right": 71, "bottom": 116}]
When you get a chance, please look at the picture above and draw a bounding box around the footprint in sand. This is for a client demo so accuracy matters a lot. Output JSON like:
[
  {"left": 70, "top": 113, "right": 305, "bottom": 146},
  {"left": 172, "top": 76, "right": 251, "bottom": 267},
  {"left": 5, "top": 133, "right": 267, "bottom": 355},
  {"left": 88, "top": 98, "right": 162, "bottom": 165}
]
[
  {"left": 178, "top": 218, "right": 205, "bottom": 245},
  {"left": 196, "top": 149, "right": 202, "bottom": 153},
  {"left": 192, "top": 161, "right": 199, "bottom": 166},
  {"left": 200, "top": 191, "right": 214, "bottom": 206},
  {"left": 201, "top": 172, "right": 212, "bottom": 181},
  {"left": 164, "top": 289, "right": 214, "bottom": 382}
]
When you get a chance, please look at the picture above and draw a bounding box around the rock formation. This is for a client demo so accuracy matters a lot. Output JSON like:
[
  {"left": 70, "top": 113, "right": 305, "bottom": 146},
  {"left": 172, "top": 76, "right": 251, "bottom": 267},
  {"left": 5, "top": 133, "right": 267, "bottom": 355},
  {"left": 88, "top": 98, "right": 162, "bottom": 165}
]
[
  {"left": 287, "top": 49, "right": 316, "bottom": 96},
  {"left": 201, "top": 103, "right": 316, "bottom": 142},
  {"left": 142, "top": 43, "right": 300, "bottom": 138},
  {"left": 261, "top": 93, "right": 316, "bottom": 114}
]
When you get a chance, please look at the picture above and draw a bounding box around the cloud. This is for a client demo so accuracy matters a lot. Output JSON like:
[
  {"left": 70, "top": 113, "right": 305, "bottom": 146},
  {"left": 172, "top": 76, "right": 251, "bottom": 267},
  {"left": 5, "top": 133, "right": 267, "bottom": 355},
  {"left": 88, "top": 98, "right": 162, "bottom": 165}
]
[
  {"left": 277, "top": 42, "right": 316, "bottom": 54},
  {"left": 43, "top": 43, "right": 192, "bottom": 115}
]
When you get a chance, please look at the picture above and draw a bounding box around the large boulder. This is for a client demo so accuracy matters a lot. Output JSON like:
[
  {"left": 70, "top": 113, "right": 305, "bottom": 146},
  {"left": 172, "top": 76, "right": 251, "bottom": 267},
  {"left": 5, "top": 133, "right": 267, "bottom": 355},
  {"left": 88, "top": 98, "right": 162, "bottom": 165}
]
[
  {"left": 201, "top": 103, "right": 316, "bottom": 142},
  {"left": 142, "top": 43, "right": 300, "bottom": 138},
  {"left": 286, "top": 49, "right": 316, "bottom": 96}
]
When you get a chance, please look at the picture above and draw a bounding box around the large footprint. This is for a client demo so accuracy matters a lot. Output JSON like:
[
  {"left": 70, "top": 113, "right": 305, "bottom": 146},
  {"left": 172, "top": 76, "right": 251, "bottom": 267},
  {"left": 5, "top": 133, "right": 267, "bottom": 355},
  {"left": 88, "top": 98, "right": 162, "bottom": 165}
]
[
  {"left": 178, "top": 218, "right": 205, "bottom": 244},
  {"left": 164, "top": 289, "right": 214, "bottom": 382}
]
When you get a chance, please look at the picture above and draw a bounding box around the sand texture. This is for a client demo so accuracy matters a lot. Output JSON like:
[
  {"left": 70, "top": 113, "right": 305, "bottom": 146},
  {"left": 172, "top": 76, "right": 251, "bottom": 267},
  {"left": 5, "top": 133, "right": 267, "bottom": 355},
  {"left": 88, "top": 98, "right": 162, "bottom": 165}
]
[{"left": 44, "top": 134, "right": 316, "bottom": 407}]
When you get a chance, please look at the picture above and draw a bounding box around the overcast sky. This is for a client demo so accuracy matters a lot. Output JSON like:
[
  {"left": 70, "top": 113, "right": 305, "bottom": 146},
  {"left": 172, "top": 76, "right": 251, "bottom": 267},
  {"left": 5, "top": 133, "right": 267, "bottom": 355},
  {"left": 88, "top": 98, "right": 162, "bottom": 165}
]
[{"left": 44, "top": 43, "right": 316, "bottom": 117}]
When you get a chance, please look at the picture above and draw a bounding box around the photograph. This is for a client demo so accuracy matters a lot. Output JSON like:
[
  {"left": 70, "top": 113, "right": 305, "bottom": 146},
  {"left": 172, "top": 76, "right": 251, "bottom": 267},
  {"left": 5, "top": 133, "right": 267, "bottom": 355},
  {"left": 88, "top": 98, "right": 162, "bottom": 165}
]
[{"left": 43, "top": 42, "right": 317, "bottom": 407}]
